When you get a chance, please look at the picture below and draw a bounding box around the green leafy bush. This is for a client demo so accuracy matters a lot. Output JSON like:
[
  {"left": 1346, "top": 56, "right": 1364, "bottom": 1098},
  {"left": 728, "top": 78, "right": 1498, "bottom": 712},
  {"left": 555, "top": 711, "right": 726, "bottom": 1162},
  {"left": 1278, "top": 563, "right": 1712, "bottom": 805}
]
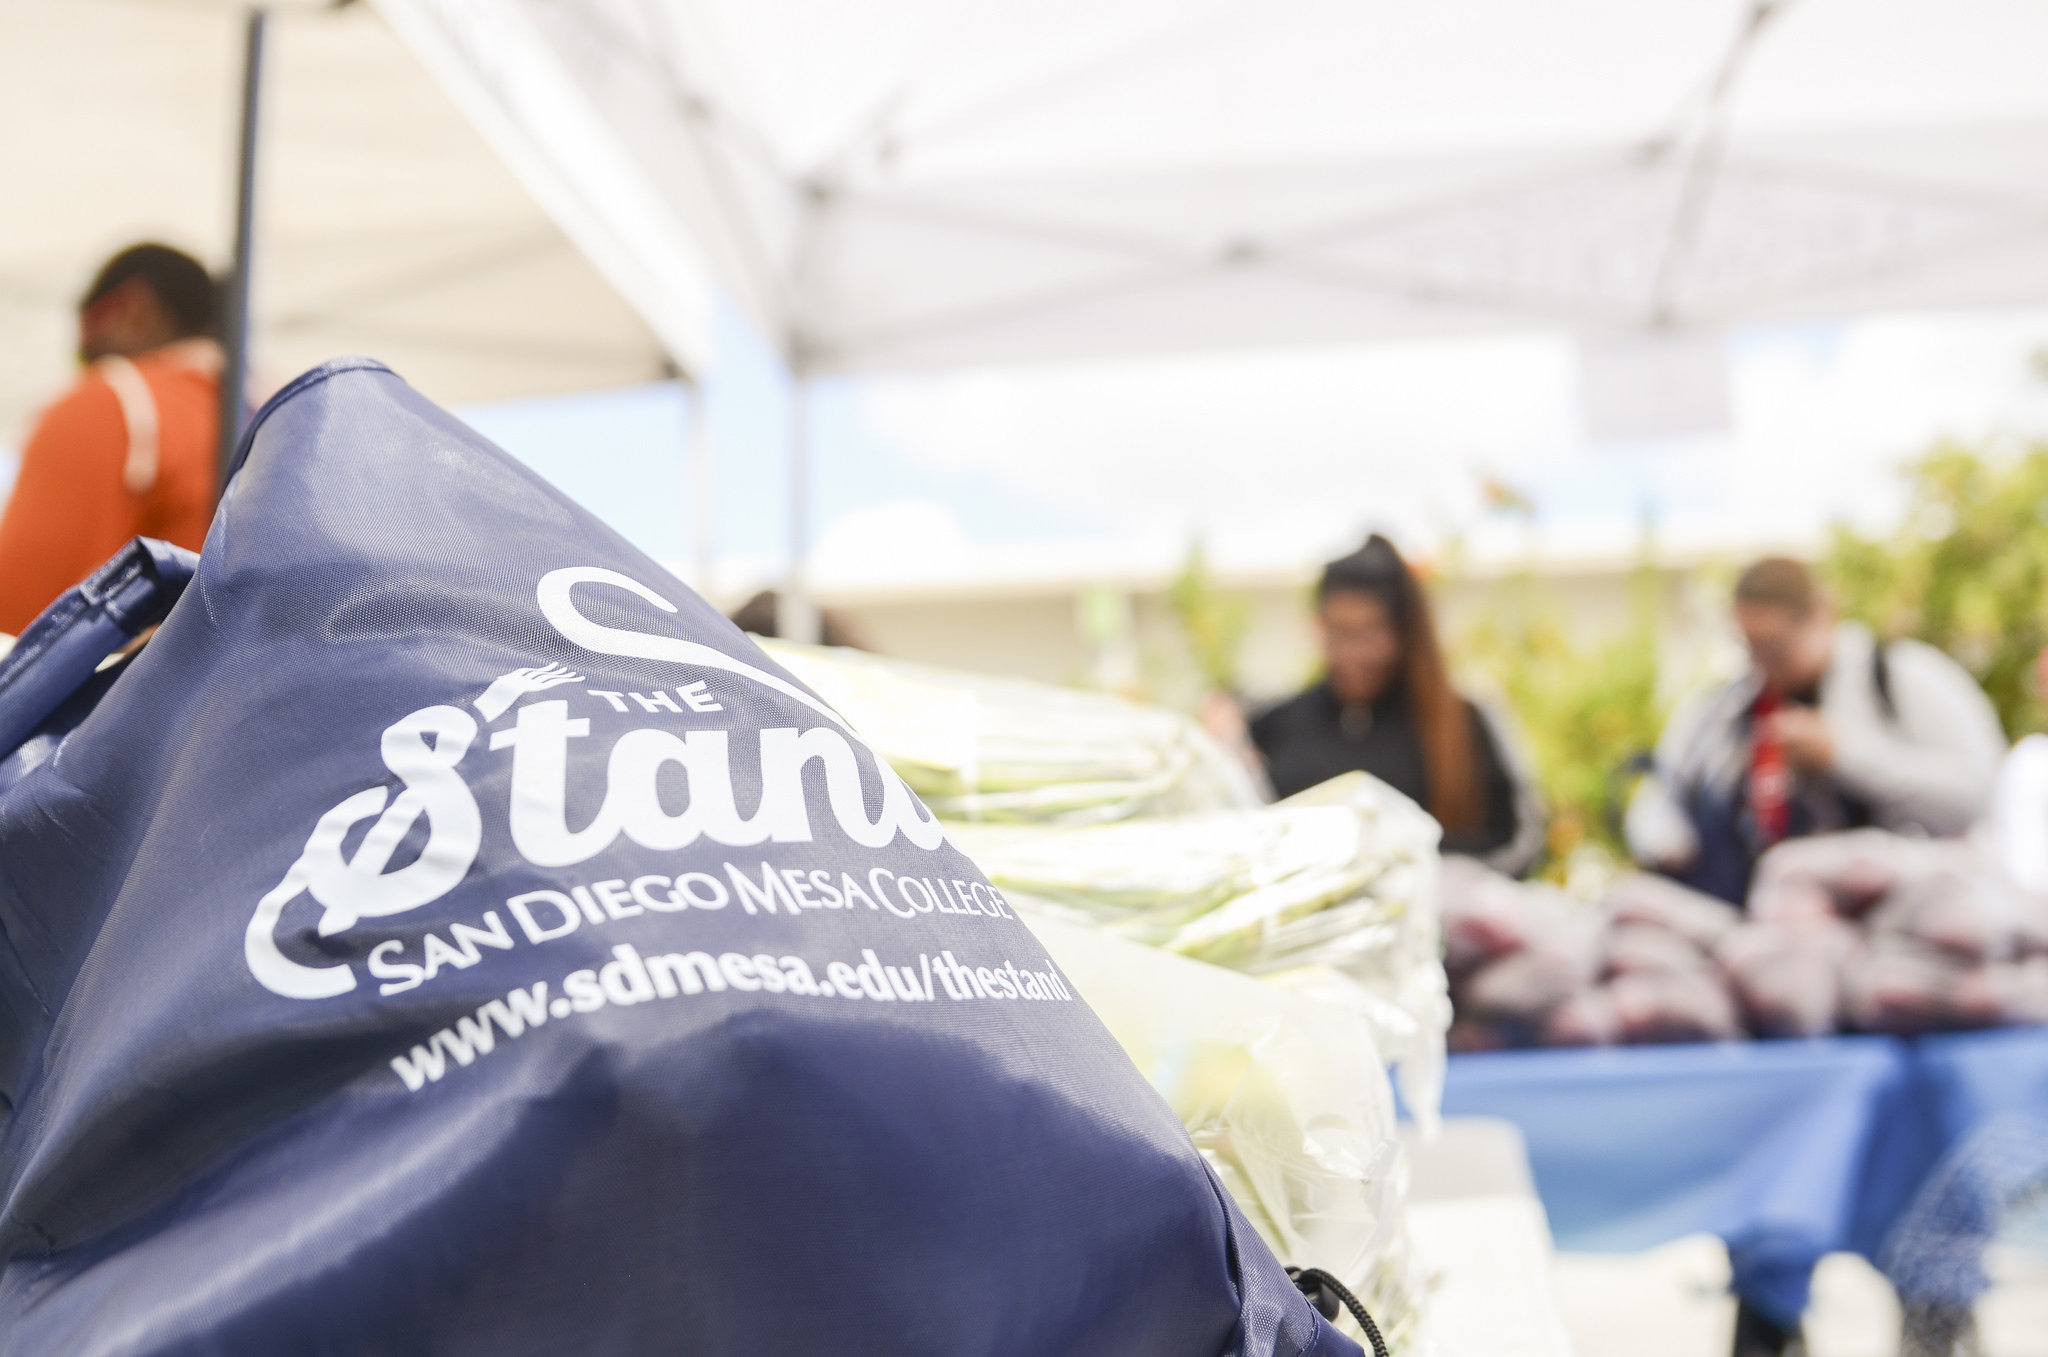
[
  {"left": 1827, "top": 439, "right": 2048, "bottom": 740},
  {"left": 1166, "top": 542, "right": 1252, "bottom": 694},
  {"left": 1449, "top": 561, "right": 1669, "bottom": 873}
]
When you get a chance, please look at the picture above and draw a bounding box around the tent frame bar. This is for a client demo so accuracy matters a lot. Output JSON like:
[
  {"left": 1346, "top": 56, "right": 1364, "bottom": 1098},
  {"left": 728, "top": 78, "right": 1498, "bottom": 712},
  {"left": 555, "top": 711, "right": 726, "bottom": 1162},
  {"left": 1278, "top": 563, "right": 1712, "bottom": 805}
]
[
  {"left": 218, "top": 7, "right": 267, "bottom": 484},
  {"left": 779, "top": 373, "right": 820, "bottom": 644}
]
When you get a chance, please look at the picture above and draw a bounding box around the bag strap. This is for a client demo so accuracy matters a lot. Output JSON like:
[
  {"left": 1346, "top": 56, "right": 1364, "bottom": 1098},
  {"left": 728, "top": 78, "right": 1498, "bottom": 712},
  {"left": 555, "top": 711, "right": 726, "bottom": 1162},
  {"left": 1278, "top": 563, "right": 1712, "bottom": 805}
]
[
  {"left": 1871, "top": 638, "right": 1896, "bottom": 725},
  {"left": 0, "top": 537, "right": 198, "bottom": 757},
  {"left": 1287, "top": 1267, "right": 1388, "bottom": 1357}
]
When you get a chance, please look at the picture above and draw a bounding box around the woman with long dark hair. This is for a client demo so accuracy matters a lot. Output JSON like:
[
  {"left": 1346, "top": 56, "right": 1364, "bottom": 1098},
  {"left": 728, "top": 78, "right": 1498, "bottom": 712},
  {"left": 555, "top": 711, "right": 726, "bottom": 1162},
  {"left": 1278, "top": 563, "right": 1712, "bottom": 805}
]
[{"left": 1250, "top": 535, "right": 1545, "bottom": 873}]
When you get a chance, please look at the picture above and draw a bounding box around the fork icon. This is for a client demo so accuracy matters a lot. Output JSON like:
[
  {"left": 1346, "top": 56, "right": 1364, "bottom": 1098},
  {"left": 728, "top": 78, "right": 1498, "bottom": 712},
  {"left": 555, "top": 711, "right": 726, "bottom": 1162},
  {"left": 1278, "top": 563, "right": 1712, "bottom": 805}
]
[{"left": 473, "top": 662, "right": 586, "bottom": 721}]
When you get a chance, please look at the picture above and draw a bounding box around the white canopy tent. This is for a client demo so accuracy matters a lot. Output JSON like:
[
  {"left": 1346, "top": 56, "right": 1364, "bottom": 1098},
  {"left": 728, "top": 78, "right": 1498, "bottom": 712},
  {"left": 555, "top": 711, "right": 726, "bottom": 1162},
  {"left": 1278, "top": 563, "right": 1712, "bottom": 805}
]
[
  {"left": 0, "top": 0, "right": 712, "bottom": 448},
  {"left": 375, "top": 0, "right": 2048, "bottom": 636},
  {"left": 378, "top": 0, "right": 2048, "bottom": 368}
]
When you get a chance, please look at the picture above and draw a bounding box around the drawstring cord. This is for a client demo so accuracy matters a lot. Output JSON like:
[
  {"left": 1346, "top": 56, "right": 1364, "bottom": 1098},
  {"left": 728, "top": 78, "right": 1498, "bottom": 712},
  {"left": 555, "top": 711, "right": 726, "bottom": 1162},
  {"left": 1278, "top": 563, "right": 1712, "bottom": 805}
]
[{"left": 1287, "top": 1266, "right": 1389, "bottom": 1357}]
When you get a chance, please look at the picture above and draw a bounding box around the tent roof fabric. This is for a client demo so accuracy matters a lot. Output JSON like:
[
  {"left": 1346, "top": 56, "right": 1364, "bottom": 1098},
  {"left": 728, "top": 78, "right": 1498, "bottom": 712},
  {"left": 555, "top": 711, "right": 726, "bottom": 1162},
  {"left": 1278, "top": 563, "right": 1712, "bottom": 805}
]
[
  {"left": 0, "top": 0, "right": 701, "bottom": 442},
  {"left": 379, "top": 0, "right": 2048, "bottom": 376}
]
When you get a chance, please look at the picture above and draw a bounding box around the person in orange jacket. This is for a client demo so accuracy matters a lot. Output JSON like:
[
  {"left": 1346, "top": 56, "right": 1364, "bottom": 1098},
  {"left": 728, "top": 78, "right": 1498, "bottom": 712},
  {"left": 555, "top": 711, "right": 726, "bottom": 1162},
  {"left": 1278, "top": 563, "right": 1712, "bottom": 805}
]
[{"left": 0, "top": 244, "right": 223, "bottom": 634}]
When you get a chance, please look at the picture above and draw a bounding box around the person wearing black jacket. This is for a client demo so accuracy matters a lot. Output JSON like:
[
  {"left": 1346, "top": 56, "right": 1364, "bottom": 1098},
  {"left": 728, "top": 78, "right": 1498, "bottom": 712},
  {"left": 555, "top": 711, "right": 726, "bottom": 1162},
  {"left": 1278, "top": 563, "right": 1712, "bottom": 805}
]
[{"left": 1251, "top": 535, "right": 1545, "bottom": 875}]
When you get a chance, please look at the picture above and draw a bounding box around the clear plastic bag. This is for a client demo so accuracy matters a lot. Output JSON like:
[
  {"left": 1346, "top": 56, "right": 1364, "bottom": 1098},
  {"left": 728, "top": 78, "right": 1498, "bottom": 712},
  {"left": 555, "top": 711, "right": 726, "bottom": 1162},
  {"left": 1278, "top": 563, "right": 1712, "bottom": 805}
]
[
  {"left": 757, "top": 639, "right": 1260, "bottom": 824},
  {"left": 1751, "top": 831, "right": 2048, "bottom": 1035},
  {"left": 1717, "top": 915, "right": 1862, "bottom": 1038},
  {"left": 962, "top": 772, "right": 1450, "bottom": 1125},
  {"left": 1030, "top": 914, "right": 1425, "bottom": 1348}
]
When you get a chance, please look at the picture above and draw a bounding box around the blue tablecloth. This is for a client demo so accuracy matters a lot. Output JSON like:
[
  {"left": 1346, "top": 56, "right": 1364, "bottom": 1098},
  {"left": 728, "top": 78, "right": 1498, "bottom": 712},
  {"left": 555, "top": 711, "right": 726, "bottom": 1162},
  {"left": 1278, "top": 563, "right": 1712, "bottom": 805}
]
[{"left": 1440, "top": 1026, "right": 2048, "bottom": 1325}]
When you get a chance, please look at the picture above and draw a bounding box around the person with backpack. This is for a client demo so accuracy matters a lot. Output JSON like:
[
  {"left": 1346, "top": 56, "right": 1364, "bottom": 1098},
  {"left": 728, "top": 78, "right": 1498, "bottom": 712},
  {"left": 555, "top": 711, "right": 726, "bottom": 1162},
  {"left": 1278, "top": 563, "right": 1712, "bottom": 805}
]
[{"left": 1626, "top": 557, "right": 2005, "bottom": 907}]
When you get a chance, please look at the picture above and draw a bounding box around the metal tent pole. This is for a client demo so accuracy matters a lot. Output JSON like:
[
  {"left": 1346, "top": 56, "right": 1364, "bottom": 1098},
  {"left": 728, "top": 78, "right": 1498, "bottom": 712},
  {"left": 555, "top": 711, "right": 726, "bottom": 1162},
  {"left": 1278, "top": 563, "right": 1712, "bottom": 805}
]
[
  {"left": 217, "top": 7, "right": 267, "bottom": 484},
  {"left": 779, "top": 372, "right": 821, "bottom": 644},
  {"left": 687, "top": 374, "right": 713, "bottom": 597}
]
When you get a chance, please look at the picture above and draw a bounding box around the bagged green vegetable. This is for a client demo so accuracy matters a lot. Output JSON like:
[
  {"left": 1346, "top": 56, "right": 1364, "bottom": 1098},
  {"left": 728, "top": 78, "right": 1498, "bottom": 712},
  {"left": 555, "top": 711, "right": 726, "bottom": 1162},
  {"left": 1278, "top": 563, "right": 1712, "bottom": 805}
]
[
  {"left": 1032, "top": 916, "right": 1429, "bottom": 1354},
  {"left": 757, "top": 639, "right": 1260, "bottom": 823},
  {"left": 961, "top": 772, "right": 1449, "bottom": 1125},
  {"left": 753, "top": 642, "right": 1447, "bottom": 1120}
]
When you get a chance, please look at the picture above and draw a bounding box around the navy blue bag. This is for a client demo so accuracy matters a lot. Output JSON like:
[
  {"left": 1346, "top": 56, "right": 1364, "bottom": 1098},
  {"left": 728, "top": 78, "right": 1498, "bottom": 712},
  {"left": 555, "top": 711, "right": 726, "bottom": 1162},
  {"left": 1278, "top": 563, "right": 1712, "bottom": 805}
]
[{"left": 0, "top": 360, "right": 1359, "bottom": 1357}]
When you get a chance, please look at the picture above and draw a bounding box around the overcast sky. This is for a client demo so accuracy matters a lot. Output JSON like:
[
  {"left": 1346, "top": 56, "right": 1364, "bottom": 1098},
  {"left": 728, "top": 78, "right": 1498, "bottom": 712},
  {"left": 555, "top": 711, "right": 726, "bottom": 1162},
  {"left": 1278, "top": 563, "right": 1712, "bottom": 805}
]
[{"left": 460, "top": 300, "right": 2048, "bottom": 595}]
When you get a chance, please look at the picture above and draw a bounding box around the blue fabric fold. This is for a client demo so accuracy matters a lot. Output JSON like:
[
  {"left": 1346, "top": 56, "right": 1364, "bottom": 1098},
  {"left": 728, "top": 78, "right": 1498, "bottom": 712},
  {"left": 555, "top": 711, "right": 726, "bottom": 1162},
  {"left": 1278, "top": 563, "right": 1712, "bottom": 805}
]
[{"left": 0, "top": 359, "right": 1350, "bottom": 1357}]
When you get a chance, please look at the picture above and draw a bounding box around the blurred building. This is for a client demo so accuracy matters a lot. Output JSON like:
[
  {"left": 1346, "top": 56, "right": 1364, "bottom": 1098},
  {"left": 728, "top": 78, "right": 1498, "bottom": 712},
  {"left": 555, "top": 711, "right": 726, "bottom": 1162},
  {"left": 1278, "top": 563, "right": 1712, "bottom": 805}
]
[{"left": 786, "top": 544, "right": 1754, "bottom": 710}]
